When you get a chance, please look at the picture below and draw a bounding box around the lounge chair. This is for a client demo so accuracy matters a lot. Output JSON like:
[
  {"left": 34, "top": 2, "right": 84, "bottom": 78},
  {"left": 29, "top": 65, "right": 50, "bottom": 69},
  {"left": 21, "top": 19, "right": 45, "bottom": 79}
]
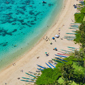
[
  {"left": 55, "top": 54, "right": 67, "bottom": 57},
  {"left": 25, "top": 72, "right": 36, "bottom": 78},
  {"left": 52, "top": 59, "right": 64, "bottom": 63},
  {"left": 57, "top": 53, "right": 69, "bottom": 56},
  {"left": 55, "top": 57, "right": 67, "bottom": 62},
  {"left": 28, "top": 71, "right": 39, "bottom": 76},
  {"left": 37, "top": 68, "right": 43, "bottom": 71},
  {"left": 48, "top": 62, "right": 56, "bottom": 68},
  {"left": 22, "top": 77, "right": 30, "bottom": 79},
  {"left": 37, "top": 64, "right": 46, "bottom": 69},
  {"left": 45, "top": 63, "right": 52, "bottom": 68}
]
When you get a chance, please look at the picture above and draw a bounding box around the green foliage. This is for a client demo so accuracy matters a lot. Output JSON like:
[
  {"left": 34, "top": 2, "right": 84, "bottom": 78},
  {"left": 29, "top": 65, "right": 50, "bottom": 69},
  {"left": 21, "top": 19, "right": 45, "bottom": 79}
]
[
  {"left": 58, "top": 77, "right": 64, "bottom": 84},
  {"left": 74, "top": 13, "right": 84, "bottom": 23},
  {"left": 35, "top": 5, "right": 85, "bottom": 84},
  {"left": 35, "top": 49, "right": 85, "bottom": 85},
  {"left": 80, "top": 7, "right": 85, "bottom": 14},
  {"left": 75, "top": 6, "right": 85, "bottom": 23},
  {"left": 35, "top": 68, "right": 62, "bottom": 85},
  {"left": 74, "top": 22, "right": 85, "bottom": 47}
]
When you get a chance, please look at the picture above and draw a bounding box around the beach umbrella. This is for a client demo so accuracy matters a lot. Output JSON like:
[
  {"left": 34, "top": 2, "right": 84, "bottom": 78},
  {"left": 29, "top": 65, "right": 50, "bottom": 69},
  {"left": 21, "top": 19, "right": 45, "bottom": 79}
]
[
  {"left": 45, "top": 52, "right": 47, "bottom": 54},
  {"left": 55, "top": 35, "right": 59, "bottom": 37},
  {"left": 52, "top": 37, "right": 55, "bottom": 40},
  {"left": 54, "top": 48, "right": 57, "bottom": 50}
]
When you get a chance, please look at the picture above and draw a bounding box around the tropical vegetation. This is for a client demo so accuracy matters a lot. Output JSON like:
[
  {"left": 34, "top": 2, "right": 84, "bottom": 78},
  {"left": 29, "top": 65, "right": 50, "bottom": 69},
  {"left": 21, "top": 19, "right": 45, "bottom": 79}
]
[
  {"left": 35, "top": 2, "right": 85, "bottom": 85},
  {"left": 74, "top": 1, "right": 85, "bottom": 23}
]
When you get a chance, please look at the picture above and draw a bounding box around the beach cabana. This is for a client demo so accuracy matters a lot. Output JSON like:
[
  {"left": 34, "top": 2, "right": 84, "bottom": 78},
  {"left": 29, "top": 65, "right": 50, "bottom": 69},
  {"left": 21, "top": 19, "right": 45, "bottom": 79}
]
[{"left": 55, "top": 35, "right": 59, "bottom": 38}]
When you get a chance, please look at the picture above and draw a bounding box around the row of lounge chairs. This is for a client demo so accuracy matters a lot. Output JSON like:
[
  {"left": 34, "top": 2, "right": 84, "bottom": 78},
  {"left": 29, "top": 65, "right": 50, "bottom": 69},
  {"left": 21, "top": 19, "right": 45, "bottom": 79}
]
[
  {"left": 21, "top": 49, "right": 70, "bottom": 83},
  {"left": 66, "top": 33, "right": 77, "bottom": 34}
]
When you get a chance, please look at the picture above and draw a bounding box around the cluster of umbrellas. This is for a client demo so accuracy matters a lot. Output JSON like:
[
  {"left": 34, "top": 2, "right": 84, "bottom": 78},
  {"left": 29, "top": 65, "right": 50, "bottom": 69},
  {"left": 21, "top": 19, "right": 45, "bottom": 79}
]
[{"left": 52, "top": 34, "right": 59, "bottom": 40}]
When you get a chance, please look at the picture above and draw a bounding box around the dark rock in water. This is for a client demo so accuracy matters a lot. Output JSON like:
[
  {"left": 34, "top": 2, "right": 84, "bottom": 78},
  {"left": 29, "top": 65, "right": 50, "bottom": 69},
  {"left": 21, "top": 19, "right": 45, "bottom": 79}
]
[
  {"left": 28, "top": 25, "right": 31, "bottom": 27},
  {"left": 31, "top": 21, "right": 34, "bottom": 22},
  {"left": 21, "top": 23, "right": 25, "bottom": 25},
  {"left": 5, "top": 1, "right": 10, "bottom": 4},
  {"left": 0, "top": 42, "right": 8, "bottom": 46},
  {"left": 34, "top": 17, "right": 37, "bottom": 21},
  {"left": 12, "top": 23, "right": 16, "bottom": 25},
  {"left": 48, "top": 4, "right": 53, "bottom": 6},
  {"left": 34, "top": 7, "right": 36, "bottom": 8},
  {"left": 18, "top": 20, "right": 24, "bottom": 23},
  {"left": 1, "top": 21, "right": 6, "bottom": 24},
  {"left": 17, "top": 10, "right": 24, "bottom": 14},
  {"left": 29, "top": 5, "right": 32, "bottom": 7},
  {"left": 8, "top": 21, "right": 13, "bottom": 23},
  {"left": 19, "top": 16, "right": 21, "bottom": 18},
  {"left": 35, "top": 12, "right": 41, "bottom": 16},
  {"left": 21, "top": 2, "right": 25, "bottom": 4},
  {"left": 29, "top": 10, "right": 34, "bottom": 15},
  {"left": 12, "top": 29, "right": 17, "bottom": 32},
  {"left": 25, "top": 0, "right": 30, "bottom": 5},
  {"left": 27, "top": 21, "right": 30, "bottom": 23},
  {"left": 6, "top": 6, "right": 12, "bottom": 9},
  {"left": 20, "top": 6, "right": 26, "bottom": 11},
  {"left": 13, "top": 18, "right": 17, "bottom": 22},
  {"left": 3, "top": 43, "right": 7, "bottom": 46},
  {"left": 16, "top": 13, "right": 19, "bottom": 15},
  {"left": 8, "top": 33, "right": 12, "bottom": 36},
  {"left": 0, "top": 43, "right": 3, "bottom": 45},
  {"left": 30, "top": 23, "right": 36, "bottom": 25}
]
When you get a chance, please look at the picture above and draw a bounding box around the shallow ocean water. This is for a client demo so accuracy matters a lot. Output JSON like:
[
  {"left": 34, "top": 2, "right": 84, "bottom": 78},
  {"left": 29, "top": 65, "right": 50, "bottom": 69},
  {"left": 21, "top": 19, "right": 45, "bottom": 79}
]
[{"left": 0, "top": 0, "right": 63, "bottom": 69}]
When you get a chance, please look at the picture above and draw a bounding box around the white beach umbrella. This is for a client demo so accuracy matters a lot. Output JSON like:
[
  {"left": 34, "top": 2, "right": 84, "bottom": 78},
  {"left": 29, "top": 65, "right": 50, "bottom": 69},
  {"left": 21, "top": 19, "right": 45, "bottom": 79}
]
[{"left": 55, "top": 35, "right": 59, "bottom": 38}]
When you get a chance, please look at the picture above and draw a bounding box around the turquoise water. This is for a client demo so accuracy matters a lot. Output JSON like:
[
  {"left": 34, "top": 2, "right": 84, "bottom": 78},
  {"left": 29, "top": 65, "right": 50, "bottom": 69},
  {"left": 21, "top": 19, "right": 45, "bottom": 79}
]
[{"left": 0, "top": 0, "right": 63, "bottom": 69}]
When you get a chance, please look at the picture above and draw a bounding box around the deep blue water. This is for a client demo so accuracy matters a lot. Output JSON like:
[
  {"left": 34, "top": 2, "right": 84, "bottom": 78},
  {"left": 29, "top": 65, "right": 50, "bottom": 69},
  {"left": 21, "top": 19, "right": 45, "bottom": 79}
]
[{"left": 0, "top": 0, "right": 63, "bottom": 69}]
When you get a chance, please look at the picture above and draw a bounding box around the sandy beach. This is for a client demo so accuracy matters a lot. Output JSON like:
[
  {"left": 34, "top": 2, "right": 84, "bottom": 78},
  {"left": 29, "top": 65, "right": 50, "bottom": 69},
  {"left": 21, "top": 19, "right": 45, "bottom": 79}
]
[{"left": 0, "top": 0, "right": 80, "bottom": 85}]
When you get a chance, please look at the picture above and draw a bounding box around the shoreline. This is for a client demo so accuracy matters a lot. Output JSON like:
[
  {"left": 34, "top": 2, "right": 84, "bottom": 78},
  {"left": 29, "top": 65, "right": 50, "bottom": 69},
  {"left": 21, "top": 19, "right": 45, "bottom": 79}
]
[
  {"left": 0, "top": 0, "right": 64, "bottom": 70},
  {"left": 0, "top": 0, "right": 80, "bottom": 85}
]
